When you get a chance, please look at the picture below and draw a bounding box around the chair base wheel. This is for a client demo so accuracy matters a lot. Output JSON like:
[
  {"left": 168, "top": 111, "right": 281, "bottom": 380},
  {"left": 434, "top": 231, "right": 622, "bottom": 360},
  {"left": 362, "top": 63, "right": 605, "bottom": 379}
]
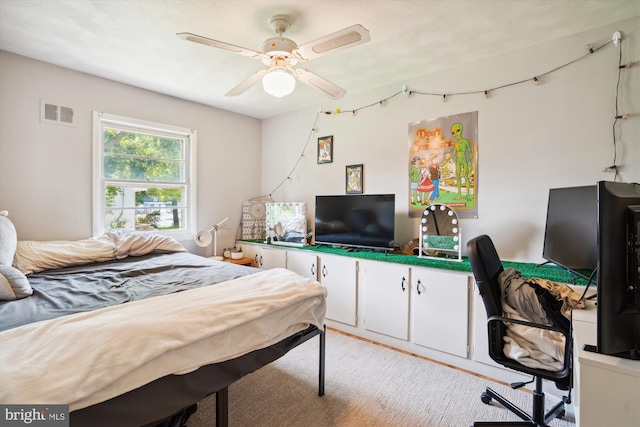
[{"left": 480, "top": 392, "right": 492, "bottom": 405}]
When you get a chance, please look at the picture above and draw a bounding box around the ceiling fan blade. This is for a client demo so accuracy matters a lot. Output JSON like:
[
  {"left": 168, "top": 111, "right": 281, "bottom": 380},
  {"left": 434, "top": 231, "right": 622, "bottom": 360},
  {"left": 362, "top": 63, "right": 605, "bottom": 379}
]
[
  {"left": 296, "top": 69, "right": 346, "bottom": 99},
  {"left": 295, "top": 24, "right": 371, "bottom": 60},
  {"left": 177, "top": 32, "right": 261, "bottom": 58},
  {"left": 225, "top": 69, "right": 269, "bottom": 97}
]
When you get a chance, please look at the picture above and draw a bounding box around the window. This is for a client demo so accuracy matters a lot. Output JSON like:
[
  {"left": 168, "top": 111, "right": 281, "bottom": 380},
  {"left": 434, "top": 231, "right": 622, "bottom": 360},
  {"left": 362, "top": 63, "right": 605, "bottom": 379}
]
[{"left": 92, "top": 112, "right": 197, "bottom": 238}]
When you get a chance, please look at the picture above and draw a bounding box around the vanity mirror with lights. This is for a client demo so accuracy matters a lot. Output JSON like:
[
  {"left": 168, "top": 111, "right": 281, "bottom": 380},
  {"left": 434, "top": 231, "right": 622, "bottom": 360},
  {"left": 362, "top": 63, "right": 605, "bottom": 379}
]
[
  {"left": 265, "top": 202, "right": 307, "bottom": 246},
  {"left": 418, "top": 203, "right": 462, "bottom": 261}
]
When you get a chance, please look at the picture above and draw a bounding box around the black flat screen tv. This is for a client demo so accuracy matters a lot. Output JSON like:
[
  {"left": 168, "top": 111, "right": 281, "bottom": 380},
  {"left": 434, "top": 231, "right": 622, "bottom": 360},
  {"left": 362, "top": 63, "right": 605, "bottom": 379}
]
[
  {"left": 594, "top": 180, "right": 640, "bottom": 360},
  {"left": 314, "top": 194, "right": 395, "bottom": 251},
  {"left": 542, "top": 185, "right": 598, "bottom": 279}
]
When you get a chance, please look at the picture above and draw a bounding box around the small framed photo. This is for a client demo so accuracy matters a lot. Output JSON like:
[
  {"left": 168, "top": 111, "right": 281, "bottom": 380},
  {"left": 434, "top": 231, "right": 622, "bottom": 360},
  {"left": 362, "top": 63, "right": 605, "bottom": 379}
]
[
  {"left": 317, "top": 136, "right": 333, "bottom": 164},
  {"left": 345, "top": 164, "right": 363, "bottom": 194}
]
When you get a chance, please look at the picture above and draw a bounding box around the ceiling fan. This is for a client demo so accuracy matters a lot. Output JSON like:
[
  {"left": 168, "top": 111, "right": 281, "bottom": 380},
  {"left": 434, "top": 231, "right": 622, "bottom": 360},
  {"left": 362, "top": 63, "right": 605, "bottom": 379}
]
[{"left": 177, "top": 14, "right": 370, "bottom": 99}]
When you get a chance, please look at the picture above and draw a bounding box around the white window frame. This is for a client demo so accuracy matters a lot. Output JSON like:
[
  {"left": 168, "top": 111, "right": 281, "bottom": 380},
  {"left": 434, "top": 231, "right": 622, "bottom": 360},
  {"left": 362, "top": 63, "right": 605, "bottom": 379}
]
[{"left": 92, "top": 111, "right": 197, "bottom": 240}]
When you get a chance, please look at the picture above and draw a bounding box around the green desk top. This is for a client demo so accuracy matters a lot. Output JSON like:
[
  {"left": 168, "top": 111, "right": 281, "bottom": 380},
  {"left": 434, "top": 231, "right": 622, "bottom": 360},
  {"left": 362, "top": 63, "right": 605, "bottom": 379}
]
[{"left": 238, "top": 240, "right": 593, "bottom": 286}]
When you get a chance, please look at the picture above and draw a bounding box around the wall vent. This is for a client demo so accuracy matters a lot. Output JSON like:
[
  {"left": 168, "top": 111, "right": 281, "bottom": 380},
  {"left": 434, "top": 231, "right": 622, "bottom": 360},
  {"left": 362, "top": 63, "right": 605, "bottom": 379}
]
[{"left": 40, "top": 101, "right": 75, "bottom": 126}]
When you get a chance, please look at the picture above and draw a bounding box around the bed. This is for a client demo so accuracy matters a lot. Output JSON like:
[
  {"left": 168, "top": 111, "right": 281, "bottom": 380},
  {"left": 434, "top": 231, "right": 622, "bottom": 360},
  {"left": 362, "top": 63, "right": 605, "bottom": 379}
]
[{"left": 0, "top": 217, "right": 327, "bottom": 427}]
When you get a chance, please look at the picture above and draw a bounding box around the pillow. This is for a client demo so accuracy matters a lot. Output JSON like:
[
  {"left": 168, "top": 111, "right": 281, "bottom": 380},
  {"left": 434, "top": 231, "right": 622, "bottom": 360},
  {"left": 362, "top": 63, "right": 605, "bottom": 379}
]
[
  {"left": 0, "top": 211, "right": 17, "bottom": 266},
  {"left": 105, "top": 229, "right": 186, "bottom": 259},
  {"left": 13, "top": 235, "right": 116, "bottom": 275},
  {"left": 0, "top": 265, "right": 32, "bottom": 300}
]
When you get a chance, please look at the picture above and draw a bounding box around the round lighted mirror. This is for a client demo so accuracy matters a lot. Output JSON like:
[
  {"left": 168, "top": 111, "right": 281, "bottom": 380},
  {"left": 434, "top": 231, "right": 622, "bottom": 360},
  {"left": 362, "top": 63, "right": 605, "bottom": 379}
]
[{"left": 418, "top": 203, "right": 462, "bottom": 261}]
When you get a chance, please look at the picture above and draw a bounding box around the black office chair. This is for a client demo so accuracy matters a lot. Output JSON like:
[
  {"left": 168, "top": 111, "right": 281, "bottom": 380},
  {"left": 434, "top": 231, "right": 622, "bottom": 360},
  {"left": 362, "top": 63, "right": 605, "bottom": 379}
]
[{"left": 467, "top": 235, "right": 572, "bottom": 427}]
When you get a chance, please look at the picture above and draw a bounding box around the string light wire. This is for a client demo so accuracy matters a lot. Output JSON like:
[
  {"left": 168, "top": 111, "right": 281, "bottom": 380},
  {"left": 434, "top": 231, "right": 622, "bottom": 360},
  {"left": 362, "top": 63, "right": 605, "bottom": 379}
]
[
  {"left": 237, "top": 111, "right": 323, "bottom": 239},
  {"left": 334, "top": 90, "right": 404, "bottom": 115},
  {"left": 610, "top": 43, "right": 623, "bottom": 181},
  {"left": 266, "top": 110, "right": 323, "bottom": 196},
  {"left": 409, "top": 40, "right": 613, "bottom": 100},
  {"left": 259, "top": 37, "right": 619, "bottom": 198}
]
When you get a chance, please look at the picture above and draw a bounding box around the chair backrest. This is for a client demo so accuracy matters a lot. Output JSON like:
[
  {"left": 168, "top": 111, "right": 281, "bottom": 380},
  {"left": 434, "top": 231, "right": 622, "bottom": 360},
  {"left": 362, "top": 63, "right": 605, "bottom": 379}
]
[{"left": 466, "top": 235, "right": 504, "bottom": 319}]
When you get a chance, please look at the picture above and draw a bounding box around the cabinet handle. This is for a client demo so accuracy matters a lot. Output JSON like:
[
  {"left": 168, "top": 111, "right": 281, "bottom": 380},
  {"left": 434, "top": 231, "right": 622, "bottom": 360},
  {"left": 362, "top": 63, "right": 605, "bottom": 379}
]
[
  {"left": 259, "top": 255, "right": 263, "bottom": 266},
  {"left": 311, "top": 263, "right": 316, "bottom": 276},
  {"left": 254, "top": 254, "right": 259, "bottom": 264},
  {"left": 417, "top": 279, "right": 423, "bottom": 295},
  {"left": 401, "top": 276, "right": 406, "bottom": 292},
  {"left": 322, "top": 265, "right": 327, "bottom": 278}
]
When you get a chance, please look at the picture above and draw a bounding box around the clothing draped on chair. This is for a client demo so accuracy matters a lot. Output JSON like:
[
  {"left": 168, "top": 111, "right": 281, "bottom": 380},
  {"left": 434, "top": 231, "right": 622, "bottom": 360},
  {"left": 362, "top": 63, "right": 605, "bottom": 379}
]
[{"left": 499, "top": 267, "right": 584, "bottom": 372}]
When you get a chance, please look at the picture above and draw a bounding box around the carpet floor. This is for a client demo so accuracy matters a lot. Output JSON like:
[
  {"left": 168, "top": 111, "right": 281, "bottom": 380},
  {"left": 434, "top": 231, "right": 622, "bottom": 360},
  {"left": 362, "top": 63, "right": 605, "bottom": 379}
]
[{"left": 187, "top": 329, "right": 575, "bottom": 427}]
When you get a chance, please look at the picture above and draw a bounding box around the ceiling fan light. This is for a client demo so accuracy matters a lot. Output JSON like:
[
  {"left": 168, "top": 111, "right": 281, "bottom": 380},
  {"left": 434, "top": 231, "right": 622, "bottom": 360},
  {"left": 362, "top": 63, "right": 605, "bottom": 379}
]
[{"left": 262, "top": 69, "right": 296, "bottom": 98}]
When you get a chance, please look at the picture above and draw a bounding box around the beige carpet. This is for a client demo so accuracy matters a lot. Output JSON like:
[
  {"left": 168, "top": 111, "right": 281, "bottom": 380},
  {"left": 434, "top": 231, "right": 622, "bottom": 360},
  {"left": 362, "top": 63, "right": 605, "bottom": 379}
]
[{"left": 187, "top": 329, "right": 575, "bottom": 427}]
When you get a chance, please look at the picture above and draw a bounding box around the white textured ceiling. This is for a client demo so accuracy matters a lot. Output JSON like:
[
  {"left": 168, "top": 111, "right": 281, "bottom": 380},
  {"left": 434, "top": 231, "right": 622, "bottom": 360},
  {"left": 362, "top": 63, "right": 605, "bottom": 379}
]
[{"left": 0, "top": 0, "right": 638, "bottom": 119}]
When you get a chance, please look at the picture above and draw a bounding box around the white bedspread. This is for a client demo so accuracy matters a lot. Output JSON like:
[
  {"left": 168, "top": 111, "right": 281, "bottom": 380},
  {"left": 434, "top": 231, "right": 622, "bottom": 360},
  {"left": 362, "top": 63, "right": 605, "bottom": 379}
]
[{"left": 0, "top": 268, "right": 326, "bottom": 411}]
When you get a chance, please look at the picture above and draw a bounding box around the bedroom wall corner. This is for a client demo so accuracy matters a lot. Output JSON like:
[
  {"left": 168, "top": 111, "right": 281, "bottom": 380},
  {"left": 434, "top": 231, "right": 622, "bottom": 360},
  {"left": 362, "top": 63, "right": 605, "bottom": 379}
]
[{"left": 0, "top": 50, "right": 262, "bottom": 253}]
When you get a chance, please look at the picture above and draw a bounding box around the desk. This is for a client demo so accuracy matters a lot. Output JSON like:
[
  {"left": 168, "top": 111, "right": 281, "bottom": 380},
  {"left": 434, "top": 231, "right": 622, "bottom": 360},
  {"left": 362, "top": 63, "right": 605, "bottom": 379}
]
[{"left": 573, "top": 303, "right": 640, "bottom": 427}]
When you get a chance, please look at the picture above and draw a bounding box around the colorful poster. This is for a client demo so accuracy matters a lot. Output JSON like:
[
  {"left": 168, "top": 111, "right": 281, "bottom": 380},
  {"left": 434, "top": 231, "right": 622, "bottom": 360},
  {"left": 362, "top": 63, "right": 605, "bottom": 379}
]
[{"left": 408, "top": 111, "right": 478, "bottom": 218}]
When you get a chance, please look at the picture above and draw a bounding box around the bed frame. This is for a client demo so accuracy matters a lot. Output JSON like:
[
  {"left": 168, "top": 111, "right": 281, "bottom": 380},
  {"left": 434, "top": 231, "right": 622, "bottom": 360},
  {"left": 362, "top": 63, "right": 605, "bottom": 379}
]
[{"left": 70, "top": 324, "right": 326, "bottom": 427}]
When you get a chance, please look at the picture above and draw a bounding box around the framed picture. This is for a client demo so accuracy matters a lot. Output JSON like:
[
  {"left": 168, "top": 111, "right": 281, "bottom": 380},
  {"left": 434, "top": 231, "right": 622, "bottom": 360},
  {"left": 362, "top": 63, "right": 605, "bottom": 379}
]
[
  {"left": 317, "top": 136, "right": 333, "bottom": 164},
  {"left": 345, "top": 164, "right": 363, "bottom": 194}
]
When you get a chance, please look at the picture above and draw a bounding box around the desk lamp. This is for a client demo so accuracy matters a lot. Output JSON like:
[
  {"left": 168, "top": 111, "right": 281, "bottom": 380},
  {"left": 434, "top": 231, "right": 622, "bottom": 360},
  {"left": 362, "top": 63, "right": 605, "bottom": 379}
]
[{"left": 195, "top": 216, "right": 229, "bottom": 260}]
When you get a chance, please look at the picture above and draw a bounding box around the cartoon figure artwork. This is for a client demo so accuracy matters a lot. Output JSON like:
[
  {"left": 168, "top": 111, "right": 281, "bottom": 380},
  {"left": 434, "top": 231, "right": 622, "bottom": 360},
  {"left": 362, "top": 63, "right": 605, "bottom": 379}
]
[
  {"left": 443, "top": 122, "right": 475, "bottom": 201},
  {"left": 408, "top": 112, "right": 478, "bottom": 218},
  {"left": 408, "top": 126, "right": 449, "bottom": 213},
  {"left": 409, "top": 157, "right": 424, "bottom": 205},
  {"left": 427, "top": 153, "right": 441, "bottom": 204},
  {"left": 417, "top": 163, "right": 434, "bottom": 202}
]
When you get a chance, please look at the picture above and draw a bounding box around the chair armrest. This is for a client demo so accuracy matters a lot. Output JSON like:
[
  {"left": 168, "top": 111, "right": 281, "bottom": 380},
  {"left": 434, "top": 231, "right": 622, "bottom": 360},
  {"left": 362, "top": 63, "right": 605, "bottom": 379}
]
[
  {"left": 487, "top": 314, "right": 570, "bottom": 339},
  {"left": 486, "top": 313, "right": 573, "bottom": 381}
]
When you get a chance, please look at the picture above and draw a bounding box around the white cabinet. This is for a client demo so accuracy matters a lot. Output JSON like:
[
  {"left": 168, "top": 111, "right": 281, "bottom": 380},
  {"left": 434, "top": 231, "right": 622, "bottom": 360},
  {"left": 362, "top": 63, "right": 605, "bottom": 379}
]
[
  {"left": 574, "top": 308, "right": 640, "bottom": 427},
  {"left": 319, "top": 254, "right": 358, "bottom": 326},
  {"left": 286, "top": 250, "right": 318, "bottom": 280},
  {"left": 242, "top": 244, "right": 286, "bottom": 269},
  {"left": 362, "top": 261, "right": 410, "bottom": 340},
  {"left": 412, "top": 267, "right": 470, "bottom": 358},
  {"left": 240, "top": 244, "right": 259, "bottom": 266},
  {"left": 257, "top": 246, "right": 286, "bottom": 269},
  {"left": 231, "top": 243, "right": 603, "bottom": 398}
]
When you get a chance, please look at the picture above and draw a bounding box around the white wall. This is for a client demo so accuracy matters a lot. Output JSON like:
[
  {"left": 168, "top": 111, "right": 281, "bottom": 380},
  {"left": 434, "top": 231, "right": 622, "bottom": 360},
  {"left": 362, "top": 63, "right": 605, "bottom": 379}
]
[
  {"left": 261, "top": 17, "right": 640, "bottom": 263},
  {"left": 1, "top": 18, "right": 638, "bottom": 262},
  {"left": 0, "top": 51, "right": 261, "bottom": 254}
]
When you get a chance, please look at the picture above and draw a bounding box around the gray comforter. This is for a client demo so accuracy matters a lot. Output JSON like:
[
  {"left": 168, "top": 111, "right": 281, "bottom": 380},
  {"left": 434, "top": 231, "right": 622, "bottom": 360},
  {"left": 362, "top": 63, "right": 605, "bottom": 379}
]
[{"left": 0, "top": 252, "right": 257, "bottom": 332}]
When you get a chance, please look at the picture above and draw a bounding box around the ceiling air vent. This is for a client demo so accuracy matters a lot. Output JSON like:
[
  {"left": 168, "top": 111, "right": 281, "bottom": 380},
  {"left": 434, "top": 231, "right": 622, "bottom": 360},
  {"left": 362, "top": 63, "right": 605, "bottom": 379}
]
[{"left": 40, "top": 101, "right": 75, "bottom": 126}]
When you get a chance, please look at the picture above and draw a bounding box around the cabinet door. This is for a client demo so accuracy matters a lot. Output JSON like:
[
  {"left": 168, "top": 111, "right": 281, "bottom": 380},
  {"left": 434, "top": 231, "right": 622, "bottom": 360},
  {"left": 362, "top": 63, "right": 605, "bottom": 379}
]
[
  {"left": 241, "top": 244, "right": 286, "bottom": 269},
  {"left": 319, "top": 254, "right": 357, "bottom": 326},
  {"left": 240, "top": 244, "right": 260, "bottom": 267},
  {"left": 363, "top": 261, "right": 410, "bottom": 340},
  {"left": 256, "top": 246, "right": 286, "bottom": 269},
  {"left": 412, "top": 267, "right": 470, "bottom": 357},
  {"left": 286, "top": 250, "right": 318, "bottom": 280}
]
